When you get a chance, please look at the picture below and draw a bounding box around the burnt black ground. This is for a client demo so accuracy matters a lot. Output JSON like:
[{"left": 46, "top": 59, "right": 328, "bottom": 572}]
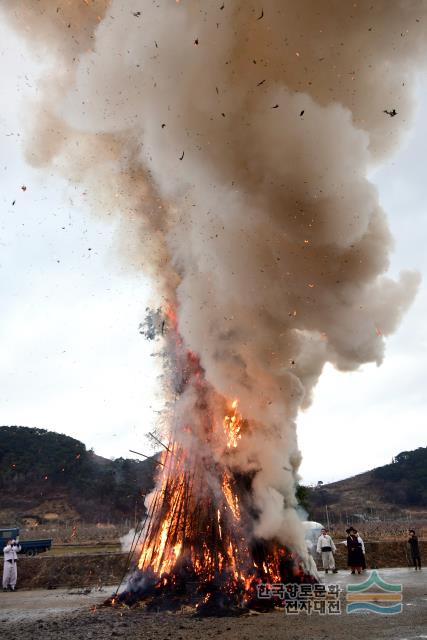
[
  {"left": 0, "top": 569, "right": 426, "bottom": 640},
  {"left": 1, "top": 603, "right": 426, "bottom": 640}
]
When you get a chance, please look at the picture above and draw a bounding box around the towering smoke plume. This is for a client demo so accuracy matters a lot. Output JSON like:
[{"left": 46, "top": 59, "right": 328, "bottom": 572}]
[{"left": 3, "top": 1, "right": 426, "bottom": 555}]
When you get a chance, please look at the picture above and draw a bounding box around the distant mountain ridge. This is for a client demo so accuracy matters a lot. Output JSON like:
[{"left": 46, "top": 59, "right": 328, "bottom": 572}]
[
  {"left": 308, "top": 446, "right": 427, "bottom": 520},
  {"left": 1, "top": 426, "right": 425, "bottom": 525},
  {"left": 0, "top": 425, "right": 158, "bottom": 524}
]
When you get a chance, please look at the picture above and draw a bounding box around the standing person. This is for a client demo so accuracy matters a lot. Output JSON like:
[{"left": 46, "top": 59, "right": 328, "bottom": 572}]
[
  {"left": 408, "top": 530, "right": 422, "bottom": 570},
  {"left": 352, "top": 527, "right": 366, "bottom": 570},
  {"left": 316, "top": 528, "right": 338, "bottom": 574},
  {"left": 2, "top": 537, "right": 21, "bottom": 592},
  {"left": 346, "top": 527, "right": 364, "bottom": 574}
]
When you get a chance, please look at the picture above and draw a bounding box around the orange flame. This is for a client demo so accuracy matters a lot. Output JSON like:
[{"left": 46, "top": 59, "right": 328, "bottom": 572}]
[
  {"left": 223, "top": 399, "right": 242, "bottom": 448},
  {"left": 222, "top": 473, "right": 240, "bottom": 520}
]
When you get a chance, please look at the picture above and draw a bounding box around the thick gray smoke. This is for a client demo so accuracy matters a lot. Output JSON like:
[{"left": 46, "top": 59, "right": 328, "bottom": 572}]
[{"left": 3, "top": 1, "right": 426, "bottom": 554}]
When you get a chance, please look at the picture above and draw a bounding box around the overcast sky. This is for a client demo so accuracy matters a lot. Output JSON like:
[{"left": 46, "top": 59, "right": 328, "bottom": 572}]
[{"left": 1, "top": 23, "right": 426, "bottom": 486}]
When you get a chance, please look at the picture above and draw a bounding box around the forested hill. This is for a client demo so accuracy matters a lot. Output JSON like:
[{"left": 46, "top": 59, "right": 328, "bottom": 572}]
[
  {"left": 0, "top": 426, "right": 158, "bottom": 523},
  {"left": 373, "top": 447, "right": 427, "bottom": 505},
  {"left": 308, "top": 446, "right": 427, "bottom": 519},
  {"left": 1, "top": 426, "right": 425, "bottom": 524}
]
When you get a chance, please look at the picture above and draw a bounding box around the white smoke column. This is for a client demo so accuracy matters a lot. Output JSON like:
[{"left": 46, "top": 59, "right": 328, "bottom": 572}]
[{"left": 2, "top": 1, "right": 426, "bottom": 553}]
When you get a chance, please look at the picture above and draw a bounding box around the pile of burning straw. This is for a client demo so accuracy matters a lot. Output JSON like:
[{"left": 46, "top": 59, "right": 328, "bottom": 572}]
[{"left": 106, "top": 318, "right": 315, "bottom": 616}]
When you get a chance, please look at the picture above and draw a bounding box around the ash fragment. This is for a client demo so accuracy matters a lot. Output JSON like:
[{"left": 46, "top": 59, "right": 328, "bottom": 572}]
[{"left": 139, "top": 308, "right": 165, "bottom": 341}]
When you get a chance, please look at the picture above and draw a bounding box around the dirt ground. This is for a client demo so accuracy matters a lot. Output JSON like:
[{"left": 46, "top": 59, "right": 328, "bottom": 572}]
[
  {"left": 16, "top": 552, "right": 127, "bottom": 590},
  {"left": 0, "top": 586, "right": 110, "bottom": 625},
  {"left": 1, "top": 569, "right": 426, "bottom": 640}
]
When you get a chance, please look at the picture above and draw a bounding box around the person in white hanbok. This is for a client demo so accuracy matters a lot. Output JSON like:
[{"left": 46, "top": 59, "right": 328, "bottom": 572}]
[
  {"left": 3, "top": 538, "right": 21, "bottom": 591},
  {"left": 316, "top": 528, "right": 338, "bottom": 573}
]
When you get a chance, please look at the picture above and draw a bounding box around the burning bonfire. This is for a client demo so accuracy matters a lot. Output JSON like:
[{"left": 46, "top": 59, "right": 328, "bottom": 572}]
[{"left": 107, "top": 313, "right": 315, "bottom": 615}]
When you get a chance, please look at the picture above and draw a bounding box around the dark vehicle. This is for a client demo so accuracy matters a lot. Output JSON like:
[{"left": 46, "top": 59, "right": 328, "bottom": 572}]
[{"left": 1, "top": 526, "right": 52, "bottom": 557}]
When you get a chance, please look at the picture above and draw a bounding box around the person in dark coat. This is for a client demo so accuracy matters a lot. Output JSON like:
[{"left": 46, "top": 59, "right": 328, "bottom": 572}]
[
  {"left": 408, "top": 530, "right": 422, "bottom": 570},
  {"left": 346, "top": 527, "right": 364, "bottom": 574},
  {"left": 351, "top": 527, "right": 366, "bottom": 570}
]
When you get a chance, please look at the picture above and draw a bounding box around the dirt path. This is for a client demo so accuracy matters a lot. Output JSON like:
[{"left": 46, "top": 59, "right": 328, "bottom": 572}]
[
  {"left": 1, "top": 569, "right": 426, "bottom": 640},
  {"left": 0, "top": 585, "right": 114, "bottom": 624}
]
